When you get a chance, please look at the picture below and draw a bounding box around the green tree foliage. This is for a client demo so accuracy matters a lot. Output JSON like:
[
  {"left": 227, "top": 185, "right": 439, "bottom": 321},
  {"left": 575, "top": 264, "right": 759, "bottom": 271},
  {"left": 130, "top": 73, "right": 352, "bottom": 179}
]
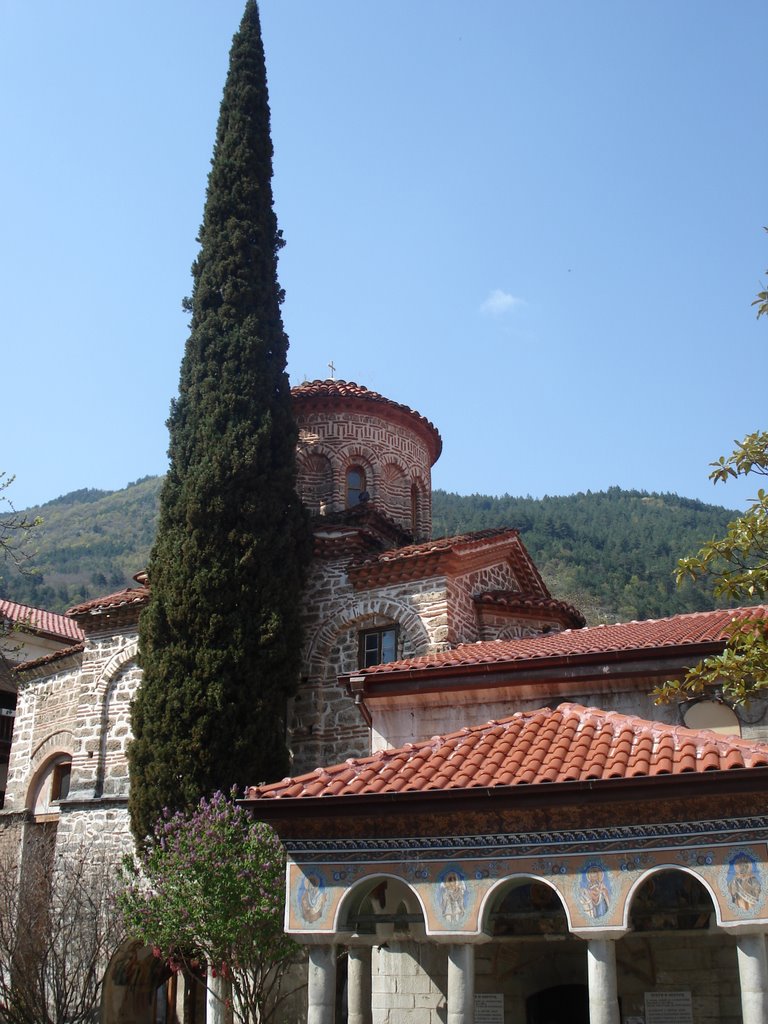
[
  {"left": 654, "top": 433, "right": 768, "bottom": 704},
  {"left": 752, "top": 227, "right": 768, "bottom": 319},
  {"left": 119, "top": 793, "right": 298, "bottom": 1024},
  {"left": 0, "top": 472, "right": 40, "bottom": 580},
  {"left": 0, "top": 478, "right": 161, "bottom": 611},
  {"left": 129, "top": 2, "right": 311, "bottom": 841}
]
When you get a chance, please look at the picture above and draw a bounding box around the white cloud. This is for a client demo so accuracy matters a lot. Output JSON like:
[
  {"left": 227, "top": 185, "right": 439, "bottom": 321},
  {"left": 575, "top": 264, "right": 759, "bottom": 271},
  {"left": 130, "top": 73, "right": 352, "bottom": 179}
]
[{"left": 480, "top": 289, "right": 524, "bottom": 315}]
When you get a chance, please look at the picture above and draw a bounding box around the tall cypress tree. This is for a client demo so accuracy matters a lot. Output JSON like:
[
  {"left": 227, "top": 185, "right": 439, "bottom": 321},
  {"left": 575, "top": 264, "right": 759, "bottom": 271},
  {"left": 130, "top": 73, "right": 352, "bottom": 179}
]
[{"left": 129, "top": 1, "right": 311, "bottom": 842}]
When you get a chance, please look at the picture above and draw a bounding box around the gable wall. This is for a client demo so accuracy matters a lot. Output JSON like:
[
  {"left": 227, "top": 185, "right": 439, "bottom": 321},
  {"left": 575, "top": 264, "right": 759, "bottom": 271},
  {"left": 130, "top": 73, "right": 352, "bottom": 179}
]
[
  {"left": 291, "top": 556, "right": 449, "bottom": 774},
  {"left": 1, "top": 623, "right": 141, "bottom": 870}
]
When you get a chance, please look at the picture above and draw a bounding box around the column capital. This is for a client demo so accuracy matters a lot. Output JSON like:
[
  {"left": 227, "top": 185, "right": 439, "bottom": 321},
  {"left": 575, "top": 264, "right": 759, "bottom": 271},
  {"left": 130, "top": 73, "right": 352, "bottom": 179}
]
[
  {"left": 571, "top": 926, "right": 628, "bottom": 941},
  {"left": 721, "top": 923, "right": 768, "bottom": 937}
]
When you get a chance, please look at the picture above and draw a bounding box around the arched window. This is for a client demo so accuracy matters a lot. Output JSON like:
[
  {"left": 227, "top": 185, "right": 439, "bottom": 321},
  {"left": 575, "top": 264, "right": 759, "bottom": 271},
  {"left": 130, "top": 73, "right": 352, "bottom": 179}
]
[
  {"left": 30, "top": 754, "right": 72, "bottom": 817},
  {"left": 346, "top": 466, "right": 366, "bottom": 508}
]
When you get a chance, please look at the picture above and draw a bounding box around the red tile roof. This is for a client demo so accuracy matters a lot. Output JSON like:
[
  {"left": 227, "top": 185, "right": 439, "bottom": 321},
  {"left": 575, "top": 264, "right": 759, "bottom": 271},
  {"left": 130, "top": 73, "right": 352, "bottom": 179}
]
[
  {"left": 475, "top": 590, "right": 586, "bottom": 629},
  {"left": 67, "top": 585, "right": 150, "bottom": 619},
  {"left": 354, "top": 605, "right": 768, "bottom": 678},
  {"left": 246, "top": 703, "right": 768, "bottom": 802},
  {"left": 0, "top": 599, "right": 83, "bottom": 643},
  {"left": 14, "top": 643, "right": 85, "bottom": 673},
  {"left": 348, "top": 528, "right": 549, "bottom": 594},
  {"left": 292, "top": 379, "right": 442, "bottom": 464}
]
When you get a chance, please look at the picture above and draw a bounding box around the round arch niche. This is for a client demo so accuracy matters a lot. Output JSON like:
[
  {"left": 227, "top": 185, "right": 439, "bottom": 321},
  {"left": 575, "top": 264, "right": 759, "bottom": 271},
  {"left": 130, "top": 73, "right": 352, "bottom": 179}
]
[
  {"left": 484, "top": 877, "right": 569, "bottom": 938},
  {"left": 628, "top": 869, "right": 715, "bottom": 932},
  {"left": 101, "top": 940, "right": 176, "bottom": 1024},
  {"left": 337, "top": 875, "right": 425, "bottom": 940}
]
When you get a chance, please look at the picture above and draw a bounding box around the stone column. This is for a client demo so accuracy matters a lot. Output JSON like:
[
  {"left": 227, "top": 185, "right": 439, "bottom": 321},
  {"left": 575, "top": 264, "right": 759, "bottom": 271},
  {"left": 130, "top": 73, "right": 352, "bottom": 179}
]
[
  {"left": 347, "top": 945, "right": 372, "bottom": 1024},
  {"left": 308, "top": 944, "right": 337, "bottom": 1024},
  {"left": 736, "top": 932, "right": 768, "bottom": 1024},
  {"left": 586, "top": 939, "right": 620, "bottom": 1024},
  {"left": 447, "top": 944, "right": 475, "bottom": 1024}
]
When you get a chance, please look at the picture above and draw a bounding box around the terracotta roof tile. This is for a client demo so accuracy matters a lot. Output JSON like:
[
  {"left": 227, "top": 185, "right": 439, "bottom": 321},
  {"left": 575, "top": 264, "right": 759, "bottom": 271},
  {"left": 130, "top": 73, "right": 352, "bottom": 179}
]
[
  {"left": 347, "top": 529, "right": 551, "bottom": 596},
  {"left": 353, "top": 605, "right": 768, "bottom": 679},
  {"left": 0, "top": 599, "right": 83, "bottom": 643},
  {"left": 475, "top": 591, "right": 586, "bottom": 628},
  {"left": 67, "top": 585, "right": 150, "bottom": 619},
  {"left": 246, "top": 703, "right": 768, "bottom": 803},
  {"left": 292, "top": 379, "right": 442, "bottom": 463},
  {"left": 13, "top": 642, "right": 85, "bottom": 673}
]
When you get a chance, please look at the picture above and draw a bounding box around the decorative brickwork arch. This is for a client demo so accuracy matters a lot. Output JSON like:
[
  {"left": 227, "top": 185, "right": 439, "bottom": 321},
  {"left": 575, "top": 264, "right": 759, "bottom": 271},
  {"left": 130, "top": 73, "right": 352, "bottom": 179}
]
[
  {"left": 29, "top": 730, "right": 75, "bottom": 779},
  {"left": 494, "top": 623, "right": 541, "bottom": 641},
  {"left": 91, "top": 640, "right": 139, "bottom": 799},
  {"left": 335, "top": 445, "right": 378, "bottom": 503},
  {"left": 379, "top": 459, "right": 410, "bottom": 527},
  {"left": 93, "top": 640, "right": 139, "bottom": 705},
  {"left": 26, "top": 731, "right": 75, "bottom": 813},
  {"left": 306, "top": 598, "right": 431, "bottom": 680},
  {"left": 381, "top": 459, "right": 408, "bottom": 483},
  {"left": 296, "top": 449, "right": 335, "bottom": 514}
]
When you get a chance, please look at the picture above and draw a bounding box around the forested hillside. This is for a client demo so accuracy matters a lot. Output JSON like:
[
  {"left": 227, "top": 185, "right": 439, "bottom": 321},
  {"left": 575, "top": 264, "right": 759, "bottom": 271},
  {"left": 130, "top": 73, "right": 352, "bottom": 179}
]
[
  {"left": 0, "top": 477, "right": 162, "bottom": 613},
  {"left": 434, "top": 487, "right": 738, "bottom": 623},
  {"left": 0, "top": 478, "right": 740, "bottom": 624}
]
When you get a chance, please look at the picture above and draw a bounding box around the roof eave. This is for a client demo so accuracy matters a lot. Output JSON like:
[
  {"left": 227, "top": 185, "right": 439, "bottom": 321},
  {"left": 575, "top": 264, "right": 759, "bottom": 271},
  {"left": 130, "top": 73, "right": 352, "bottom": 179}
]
[
  {"left": 342, "top": 640, "right": 727, "bottom": 696},
  {"left": 244, "top": 765, "right": 768, "bottom": 822}
]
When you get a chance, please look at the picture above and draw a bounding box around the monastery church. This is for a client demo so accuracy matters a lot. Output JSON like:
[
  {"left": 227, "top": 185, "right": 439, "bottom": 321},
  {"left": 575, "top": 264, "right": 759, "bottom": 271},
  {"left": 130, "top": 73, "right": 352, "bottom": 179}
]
[{"left": 3, "top": 378, "right": 768, "bottom": 1024}]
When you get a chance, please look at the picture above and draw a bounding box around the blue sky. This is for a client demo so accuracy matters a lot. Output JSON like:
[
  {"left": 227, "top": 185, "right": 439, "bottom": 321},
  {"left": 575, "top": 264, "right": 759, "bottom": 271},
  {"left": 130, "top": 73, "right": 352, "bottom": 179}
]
[{"left": 1, "top": 1, "right": 765, "bottom": 513}]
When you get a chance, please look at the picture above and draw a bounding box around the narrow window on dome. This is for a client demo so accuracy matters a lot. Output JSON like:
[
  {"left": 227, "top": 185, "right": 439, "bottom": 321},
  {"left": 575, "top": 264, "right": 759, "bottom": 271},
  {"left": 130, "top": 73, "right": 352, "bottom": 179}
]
[
  {"left": 411, "top": 482, "right": 420, "bottom": 538},
  {"left": 346, "top": 466, "right": 366, "bottom": 508},
  {"left": 359, "top": 627, "right": 398, "bottom": 668}
]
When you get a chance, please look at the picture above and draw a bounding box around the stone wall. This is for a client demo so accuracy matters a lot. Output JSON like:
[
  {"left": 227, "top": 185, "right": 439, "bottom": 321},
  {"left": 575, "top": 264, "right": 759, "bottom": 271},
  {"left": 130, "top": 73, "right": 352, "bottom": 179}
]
[
  {"left": 5, "top": 652, "right": 83, "bottom": 813},
  {"left": 292, "top": 555, "right": 459, "bottom": 774},
  {"left": 55, "top": 802, "right": 134, "bottom": 861},
  {"left": 372, "top": 942, "right": 446, "bottom": 1024},
  {"left": 1, "top": 623, "right": 141, "bottom": 890}
]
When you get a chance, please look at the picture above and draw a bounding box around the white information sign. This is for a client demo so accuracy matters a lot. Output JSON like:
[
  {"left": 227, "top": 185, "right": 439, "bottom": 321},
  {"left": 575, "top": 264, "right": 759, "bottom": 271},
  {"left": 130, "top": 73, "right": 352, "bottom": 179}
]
[
  {"left": 644, "top": 990, "right": 692, "bottom": 1024},
  {"left": 474, "top": 993, "right": 504, "bottom": 1024}
]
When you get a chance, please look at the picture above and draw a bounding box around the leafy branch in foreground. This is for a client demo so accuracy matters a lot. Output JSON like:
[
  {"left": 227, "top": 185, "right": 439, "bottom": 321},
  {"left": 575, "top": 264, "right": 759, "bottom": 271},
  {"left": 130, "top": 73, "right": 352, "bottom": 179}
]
[
  {"left": 118, "top": 791, "right": 300, "bottom": 1024},
  {"left": 752, "top": 226, "right": 768, "bottom": 319},
  {"left": 0, "top": 472, "right": 40, "bottom": 576},
  {"left": 654, "top": 434, "right": 768, "bottom": 706},
  {"left": 676, "top": 432, "right": 768, "bottom": 602}
]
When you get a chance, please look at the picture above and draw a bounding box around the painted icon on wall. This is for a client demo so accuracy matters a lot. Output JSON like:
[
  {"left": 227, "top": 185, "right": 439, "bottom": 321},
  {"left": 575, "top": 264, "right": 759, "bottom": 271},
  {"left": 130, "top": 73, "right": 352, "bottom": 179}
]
[
  {"left": 436, "top": 865, "right": 469, "bottom": 923},
  {"left": 726, "top": 851, "right": 762, "bottom": 913},
  {"left": 298, "top": 870, "right": 327, "bottom": 923},
  {"left": 577, "top": 861, "right": 612, "bottom": 919}
]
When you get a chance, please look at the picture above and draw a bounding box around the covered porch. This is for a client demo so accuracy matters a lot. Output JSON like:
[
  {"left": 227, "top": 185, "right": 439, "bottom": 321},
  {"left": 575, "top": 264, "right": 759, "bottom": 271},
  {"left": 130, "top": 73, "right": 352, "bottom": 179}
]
[{"left": 245, "top": 704, "right": 768, "bottom": 1024}]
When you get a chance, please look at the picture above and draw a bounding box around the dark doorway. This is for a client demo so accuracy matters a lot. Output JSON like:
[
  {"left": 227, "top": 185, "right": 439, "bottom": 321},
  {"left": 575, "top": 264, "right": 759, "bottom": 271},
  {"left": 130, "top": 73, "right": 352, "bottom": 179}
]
[{"left": 526, "top": 984, "right": 589, "bottom": 1024}]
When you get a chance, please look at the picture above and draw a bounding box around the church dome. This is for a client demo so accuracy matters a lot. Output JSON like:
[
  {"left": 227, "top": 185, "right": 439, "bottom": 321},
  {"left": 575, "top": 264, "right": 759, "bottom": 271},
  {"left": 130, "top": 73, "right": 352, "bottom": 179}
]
[{"left": 291, "top": 379, "right": 441, "bottom": 540}]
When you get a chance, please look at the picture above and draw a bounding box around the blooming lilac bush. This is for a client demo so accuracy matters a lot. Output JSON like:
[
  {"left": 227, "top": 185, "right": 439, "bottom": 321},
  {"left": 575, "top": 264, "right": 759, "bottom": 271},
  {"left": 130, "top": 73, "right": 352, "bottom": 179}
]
[{"left": 119, "top": 791, "right": 299, "bottom": 1023}]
